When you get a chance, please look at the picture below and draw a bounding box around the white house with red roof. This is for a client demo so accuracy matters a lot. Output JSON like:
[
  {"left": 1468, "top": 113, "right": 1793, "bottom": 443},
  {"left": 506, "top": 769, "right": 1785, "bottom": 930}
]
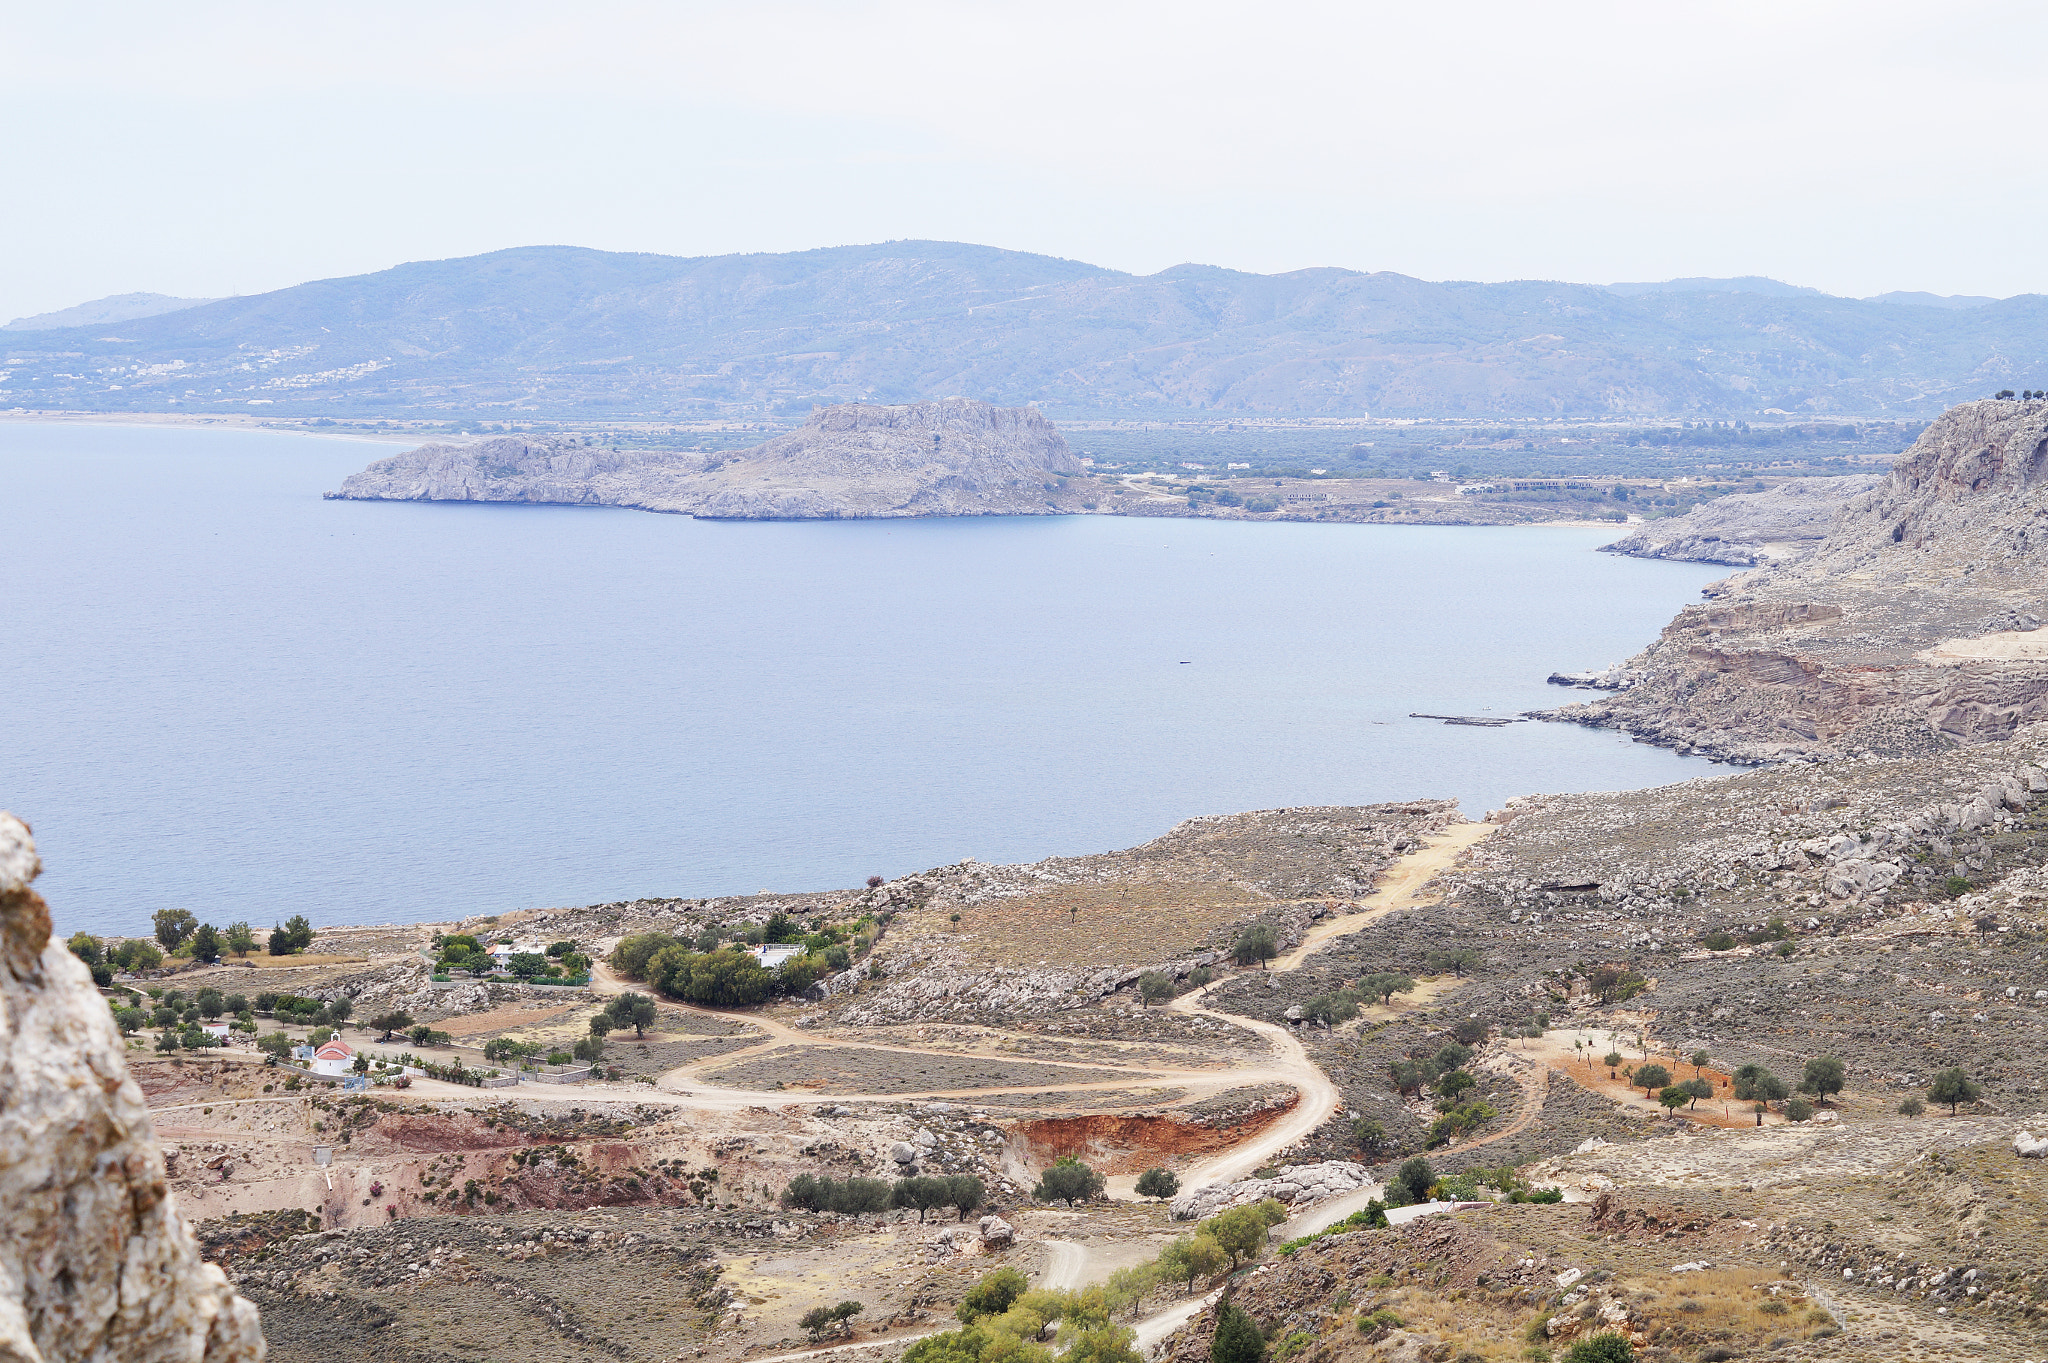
[{"left": 309, "top": 1038, "right": 356, "bottom": 1077}]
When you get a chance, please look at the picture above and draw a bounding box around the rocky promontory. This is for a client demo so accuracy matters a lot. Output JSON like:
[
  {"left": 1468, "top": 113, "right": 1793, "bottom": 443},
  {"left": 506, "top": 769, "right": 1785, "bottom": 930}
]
[
  {"left": 326, "top": 397, "right": 1088, "bottom": 519},
  {"left": 1556, "top": 399, "right": 2048, "bottom": 762},
  {"left": 1599, "top": 474, "right": 1881, "bottom": 566}
]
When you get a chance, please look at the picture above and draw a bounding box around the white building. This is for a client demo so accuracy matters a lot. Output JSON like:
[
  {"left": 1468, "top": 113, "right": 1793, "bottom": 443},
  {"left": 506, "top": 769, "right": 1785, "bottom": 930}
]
[
  {"left": 751, "top": 943, "right": 804, "bottom": 969},
  {"left": 309, "top": 1039, "right": 355, "bottom": 1077}
]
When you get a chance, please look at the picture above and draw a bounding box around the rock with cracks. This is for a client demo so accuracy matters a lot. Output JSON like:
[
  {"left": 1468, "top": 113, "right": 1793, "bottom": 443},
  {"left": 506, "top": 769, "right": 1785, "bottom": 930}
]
[
  {"left": 0, "top": 812, "right": 266, "bottom": 1361},
  {"left": 1168, "top": 1160, "right": 1374, "bottom": 1221}
]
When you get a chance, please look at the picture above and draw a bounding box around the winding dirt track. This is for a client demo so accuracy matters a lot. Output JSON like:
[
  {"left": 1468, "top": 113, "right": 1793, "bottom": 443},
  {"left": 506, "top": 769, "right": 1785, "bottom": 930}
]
[
  {"left": 163, "top": 824, "right": 1493, "bottom": 1363},
  {"left": 417, "top": 823, "right": 1496, "bottom": 1179}
]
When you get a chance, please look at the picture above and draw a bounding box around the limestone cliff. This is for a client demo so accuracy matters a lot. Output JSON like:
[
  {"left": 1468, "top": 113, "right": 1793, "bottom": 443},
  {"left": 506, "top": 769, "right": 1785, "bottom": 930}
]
[
  {"left": 326, "top": 398, "right": 1088, "bottom": 520},
  {"left": 0, "top": 813, "right": 265, "bottom": 1362},
  {"left": 1558, "top": 400, "right": 2048, "bottom": 763},
  {"left": 1599, "top": 474, "right": 1881, "bottom": 566}
]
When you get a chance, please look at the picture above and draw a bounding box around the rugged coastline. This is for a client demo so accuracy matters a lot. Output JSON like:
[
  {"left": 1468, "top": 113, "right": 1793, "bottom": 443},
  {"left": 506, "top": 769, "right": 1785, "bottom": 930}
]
[{"left": 1556, "top": 399, "right": 2048, "bottom": 764}]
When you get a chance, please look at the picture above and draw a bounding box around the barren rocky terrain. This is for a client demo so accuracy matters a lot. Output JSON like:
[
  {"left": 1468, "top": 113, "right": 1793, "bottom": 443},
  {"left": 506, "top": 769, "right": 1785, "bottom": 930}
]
[
  {"left": 1561, "top": 399, "right": 2048, "bottom": 763},
  {"left": 1600, "top": 474, "right": 1881, "bottom": 566}
]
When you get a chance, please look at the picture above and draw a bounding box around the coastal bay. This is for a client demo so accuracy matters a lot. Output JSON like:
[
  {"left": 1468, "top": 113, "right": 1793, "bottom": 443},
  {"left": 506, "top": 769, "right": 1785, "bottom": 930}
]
[{"left": 3, "top": 421, "right": 1721, "bottom": 935}]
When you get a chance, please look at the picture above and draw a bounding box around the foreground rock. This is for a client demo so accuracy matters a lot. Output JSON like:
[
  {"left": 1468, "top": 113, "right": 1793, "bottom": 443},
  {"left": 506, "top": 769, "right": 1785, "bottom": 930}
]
[
  {"left": 327, "top": 397, "right": 1087, "bottom": 520},
  {"left": 1556, "top": 400, "right": 2048, "bottom": 762},
  {"left": 1599, "top": 474, "right": 1880, "bottom": 567},
  {"left": 0, "top": 813, "right": 265, "bottom": 1361}
]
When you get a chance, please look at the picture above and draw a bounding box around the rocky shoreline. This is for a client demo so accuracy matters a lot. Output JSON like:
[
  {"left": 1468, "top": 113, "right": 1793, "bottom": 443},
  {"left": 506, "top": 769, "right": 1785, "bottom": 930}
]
[{"left": 1553, "top": 400, "right": 2048, "bottom": 765}]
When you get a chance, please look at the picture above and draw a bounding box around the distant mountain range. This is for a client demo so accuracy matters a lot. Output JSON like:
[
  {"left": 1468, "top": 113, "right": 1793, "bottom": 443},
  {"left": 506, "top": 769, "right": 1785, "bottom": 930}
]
[
  {"left": 3, "top": 243, "right": 2041, "bottom": 419},
  {"left": 2, "top": 292, "right": 222, "bottom": 331}
]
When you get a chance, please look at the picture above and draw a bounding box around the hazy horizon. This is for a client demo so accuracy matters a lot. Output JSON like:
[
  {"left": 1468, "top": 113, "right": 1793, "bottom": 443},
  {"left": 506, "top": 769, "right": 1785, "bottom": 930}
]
[{"left": 7, "top": 2, "right": 2048, "bottom": 322}]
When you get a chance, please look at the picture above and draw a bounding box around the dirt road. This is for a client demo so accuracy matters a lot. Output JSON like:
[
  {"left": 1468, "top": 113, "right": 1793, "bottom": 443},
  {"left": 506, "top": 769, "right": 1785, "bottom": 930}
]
[
  {"left": 1268, "top": 821, "right": 1493, "bottom": 972},
  {"left": 1163, "top": 821, "right": 1490, "bottom": 1193}
]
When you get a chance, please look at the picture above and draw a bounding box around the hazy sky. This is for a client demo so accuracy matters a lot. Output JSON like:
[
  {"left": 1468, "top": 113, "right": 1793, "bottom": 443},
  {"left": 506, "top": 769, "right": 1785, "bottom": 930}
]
[{"left": 5, "top": 1, "right": 2045, "bottom": 320}]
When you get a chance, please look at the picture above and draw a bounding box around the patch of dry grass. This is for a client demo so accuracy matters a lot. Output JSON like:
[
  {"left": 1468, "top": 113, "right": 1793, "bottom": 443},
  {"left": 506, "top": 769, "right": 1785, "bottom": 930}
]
[{"left": 921, "top": 882, "right": 1278, "bottom": 969}]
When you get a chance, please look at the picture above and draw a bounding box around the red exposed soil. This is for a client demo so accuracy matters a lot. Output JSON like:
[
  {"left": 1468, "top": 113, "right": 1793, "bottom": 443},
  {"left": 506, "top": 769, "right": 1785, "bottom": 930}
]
[
  {"left": 1015, "top": 1099, "right": 1296, "bottom": 1173},
  {"left": 354, "top": 1113, "right": 524, "bottom": 1154}
]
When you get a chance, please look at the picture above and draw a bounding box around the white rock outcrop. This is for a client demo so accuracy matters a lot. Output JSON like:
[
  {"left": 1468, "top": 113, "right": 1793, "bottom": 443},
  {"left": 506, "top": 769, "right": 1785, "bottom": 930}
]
[
  {"left": 2016, "top": 1129, "right": 2048, "bottom": 1159},
  {"left": 0, "top": 812, "right": 265, "bottom": 1361},
  {"left": 1168, "top": 1161, "right": 1374, "bottom": 1221}
]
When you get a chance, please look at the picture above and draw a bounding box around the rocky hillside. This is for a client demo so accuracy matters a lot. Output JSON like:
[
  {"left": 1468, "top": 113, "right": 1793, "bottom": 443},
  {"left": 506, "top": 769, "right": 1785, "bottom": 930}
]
[
  {"left": 327, "top": 397, "right": 1087, "bottom": 519},
  {"left": 1558, "top": 399, "right": 2048, "bottom": 763},
  {"left": 0, "top": 813, "right": 265, "bottom": 1361},
  {"left": 1600, "top": 473, "right": 1880, "bottom": 566}
]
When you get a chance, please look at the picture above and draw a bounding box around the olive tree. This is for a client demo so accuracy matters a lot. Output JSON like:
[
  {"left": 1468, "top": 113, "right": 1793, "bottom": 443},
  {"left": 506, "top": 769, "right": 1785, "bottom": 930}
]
[
  {"left": 1134, "top": 1168, "right": 1180, "bottom": 1199},
  {"left": 1928, "top": 1067, "right": 1982, "bottom": 1115},
  {"left": 1137, "top": 972, "right": 1177, "bottom": 1007},
  {"left": 1799, "top": 1056, "right": 1846, "bottom": 1102},
  {"left": 1231, "top": 925, "right": 1278, "bottom": 969}
]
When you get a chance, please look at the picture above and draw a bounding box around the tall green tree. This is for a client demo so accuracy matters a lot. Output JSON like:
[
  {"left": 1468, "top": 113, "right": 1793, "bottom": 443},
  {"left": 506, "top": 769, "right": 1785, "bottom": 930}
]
[
  {"left": 1135, "top": 1168, "right": 1180, "bottom": 1199},
  {"left": 1799, "top": 1056, "right": 1846, "bottom": 1101},
  {"left": 1360, "top": 972, "right": 1415, "bottom": 1006},
  {"left": 605, "top": 991, "right": 658, "bottom": 1038},
  {"left": 153, "top": 909, "right": 196, "bottom": 950},
  {"left": 1231, "top": 925, "right": 1278, "bottom": 969},
  {"left": 1927, "top": 1067, "right": 1981, "bottom": 1115},
  {"left": 1033, "top": 1157, "right": 1105, "bottom": 1204},
  {"left": 1209, "top": 1302, "right": 1265, "bottom": 1363},
  {"left": 1427, "top": 948, "right": 1480, "bottom": 978},
  {"left": 1198, "top": 1206, "right": 1270, "bottom": 1268},
  {"left": 1394, "top": 1157, "right": 1435, "bottom": 1205}
]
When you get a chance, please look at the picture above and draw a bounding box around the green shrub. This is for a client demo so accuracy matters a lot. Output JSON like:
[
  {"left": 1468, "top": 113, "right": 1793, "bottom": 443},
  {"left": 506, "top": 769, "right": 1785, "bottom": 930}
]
[
  {"left": 1033, "top": 1157, "right": 1105, "bottom": 1204},
  {"left": 955, "top": 1267, "right": 1028, "bottom": 1323},
  {"left": 1210, "top": 1302, "right": 1265, "bottom": 1363},
  {"left": 1563, "top": 1334, "right": 1635, "bottom": 1363},
  {"left": 1134, "top": 1167, "right": 1179, "bottom": 1198}
]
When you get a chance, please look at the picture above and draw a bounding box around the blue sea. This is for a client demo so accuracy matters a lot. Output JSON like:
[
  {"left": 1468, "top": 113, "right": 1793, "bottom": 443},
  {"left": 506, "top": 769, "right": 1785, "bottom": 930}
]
[{"left": 1, "top": 422, "right": 1724, "bottom": 936}]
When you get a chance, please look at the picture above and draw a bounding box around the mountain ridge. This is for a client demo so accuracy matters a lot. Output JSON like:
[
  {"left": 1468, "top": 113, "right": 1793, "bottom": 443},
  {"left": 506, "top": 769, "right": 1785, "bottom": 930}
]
[{"left": 6, "top": 242, "right": 2046, "bottom": 420}]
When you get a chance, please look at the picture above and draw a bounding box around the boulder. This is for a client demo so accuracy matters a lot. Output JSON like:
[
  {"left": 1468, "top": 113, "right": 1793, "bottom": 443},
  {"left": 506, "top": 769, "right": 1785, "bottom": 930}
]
[
  {"left": 2015, "top": 1130, "right": 2048, "bottom": 1159},
  {"left": 0, "top": 813, "right": 265, "bottom": 1362},
  {"left": 890, "top": 1142, "right": 916, "bottom": 1164},
  {"left": 977, "top": 1215, "right": 1015, "bottom": 1247},
  {"left": 1168, "top": 1160, "right": 1372, "bottom": 1220}
]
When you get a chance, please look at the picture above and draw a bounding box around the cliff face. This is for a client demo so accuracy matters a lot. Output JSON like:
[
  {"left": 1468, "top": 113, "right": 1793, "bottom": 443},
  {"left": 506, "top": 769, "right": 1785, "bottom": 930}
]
[
  {"left": 327, "top": 398, "right": 1088, "bottom": 520},
  {"left": 0, "top": 813, "right": 265, "bottom": 1362},
  {"left": 1599, "top": 474, "right": 1881, "bottom": 566},
  {"left": 1559, "top": 400, "right": 2048, "bottom": 763}
]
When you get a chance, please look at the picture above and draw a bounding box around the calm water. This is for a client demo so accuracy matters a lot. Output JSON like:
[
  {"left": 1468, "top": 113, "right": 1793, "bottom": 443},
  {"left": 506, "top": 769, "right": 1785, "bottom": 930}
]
[{"left": 2, "top": 422, "right": 1724, "bottom": 937}]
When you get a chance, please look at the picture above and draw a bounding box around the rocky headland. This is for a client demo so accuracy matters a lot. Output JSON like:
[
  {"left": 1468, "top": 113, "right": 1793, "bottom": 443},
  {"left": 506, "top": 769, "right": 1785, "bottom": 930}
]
[
  {"left": 1557, "top": 399, "right": 2048, "bottom": 763},
  {"left": 326, "top": 397, "right": 1088, "bottom": 520},
  {"left": 1600, "top": 473, "right": 1881, "bottom": 566}
]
